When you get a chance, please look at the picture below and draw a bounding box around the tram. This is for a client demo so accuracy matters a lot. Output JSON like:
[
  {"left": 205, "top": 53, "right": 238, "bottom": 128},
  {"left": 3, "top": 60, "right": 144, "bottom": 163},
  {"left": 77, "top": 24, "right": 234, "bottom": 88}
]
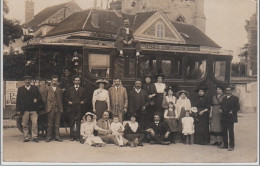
[{"left": 19, "top": 9, "right": 233, "bottom": 133}]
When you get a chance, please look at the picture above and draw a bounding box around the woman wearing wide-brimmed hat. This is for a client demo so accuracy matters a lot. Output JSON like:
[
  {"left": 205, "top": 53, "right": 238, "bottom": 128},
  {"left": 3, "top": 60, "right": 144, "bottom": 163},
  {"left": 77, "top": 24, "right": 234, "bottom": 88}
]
[
  {"left": 80, "top": 112, "right": 108, "bottom": 147},
  {"left": 209, "top": 84, "right": 226, "bottom": 146},
  {"left": 193, "top": 84, "right": 210, "bottom": 145},
  {"left": 92, "top": 79, "right": 110, "bottom": 121},
  {"left": 153, "top": 73, "right": 167, "bottom": 117},
  {"left": 162, "top": 86, "right": 177, "bottom": 109}
]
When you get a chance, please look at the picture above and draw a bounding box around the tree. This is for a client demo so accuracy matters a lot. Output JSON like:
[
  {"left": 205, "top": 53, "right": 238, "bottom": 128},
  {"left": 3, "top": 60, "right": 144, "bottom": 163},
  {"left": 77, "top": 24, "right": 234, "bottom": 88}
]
[{"left": 3, "top": 0, "right": 23, "bottom": 46}]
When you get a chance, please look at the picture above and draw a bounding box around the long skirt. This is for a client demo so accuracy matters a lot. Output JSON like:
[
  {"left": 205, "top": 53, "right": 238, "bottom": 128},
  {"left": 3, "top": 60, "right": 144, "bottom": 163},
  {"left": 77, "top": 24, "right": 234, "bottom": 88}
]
[
  {"left": 210, "top": 104, "right": 223, "bottom": 143},
  {"left": 95, "top": 100, "right": 108, "bottom": 121},
  {"left": 178, "top": 107, "right": 186, "bottom": 132},
  {"left": 84, "top": 135, "right": 105, "bottom": 146},
  {"left": 194, "top": 113, "right": 210, "bottom": 145},
  {"left": 155, "top": 93, "right": 164, "bottom": 118},
  {"left": 124, "top": 133, "right": 144, "bottom": 142}
]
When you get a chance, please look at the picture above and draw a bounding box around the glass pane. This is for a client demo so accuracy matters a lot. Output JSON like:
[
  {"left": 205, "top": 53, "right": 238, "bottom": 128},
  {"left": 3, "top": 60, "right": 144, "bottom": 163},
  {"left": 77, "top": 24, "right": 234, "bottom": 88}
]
[
  {"left": 88, "top": 54, "right": 110, "bottom": 78},
  {"left": 152, "top": 59, "right": 157, "bottom": 74},
  {"left": 114, "top": 58, "right": 125, "bottom": 78},
  {"left": 214, "top": 61, "right": 226, "bottom": 81},
  {"left": 186, "top": 59, "right": 206, "bottom": 80},
  {"left": 129, "top": 58, "right": 135, "bottom": 78},
  {"left": 162, "top": 60, "right": 171, "bottom": 78},
  {"left": 139, "top": 59, "right": 151, "bottom": 78}
]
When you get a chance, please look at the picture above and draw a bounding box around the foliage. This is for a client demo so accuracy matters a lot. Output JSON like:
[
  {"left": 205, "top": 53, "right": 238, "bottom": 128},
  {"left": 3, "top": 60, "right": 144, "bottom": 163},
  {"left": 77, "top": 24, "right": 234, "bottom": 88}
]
[
  {"left": 231, "top": 62, "right": 246, "bottom": 77},
  {"left": 3, "top": 54, "right": 26, "bottom": 80},
  {"left": 3, "top": 0, "right": 23, "bottom": 46}
]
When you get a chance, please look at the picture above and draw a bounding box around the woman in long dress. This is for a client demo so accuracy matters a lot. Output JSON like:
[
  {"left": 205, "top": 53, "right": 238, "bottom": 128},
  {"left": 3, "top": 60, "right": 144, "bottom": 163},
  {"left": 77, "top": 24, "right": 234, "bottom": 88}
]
[
  {"left": 162, "top": 86, "right": 177, "bottom": 109},
  {"left": 209, "top": 85, "right": 226, "bottom": 146},
  {"left": 193, "top": 84, "right": 210, "bottom": 145},
  {"left": 154, "top": 73, "right": 167, "bottom": 119},
  {"left": 93, "top": 79, "right": 110, "bottom": 121},
  {"left": 80, "top": 112, "right": 108, "bottom": 147}
]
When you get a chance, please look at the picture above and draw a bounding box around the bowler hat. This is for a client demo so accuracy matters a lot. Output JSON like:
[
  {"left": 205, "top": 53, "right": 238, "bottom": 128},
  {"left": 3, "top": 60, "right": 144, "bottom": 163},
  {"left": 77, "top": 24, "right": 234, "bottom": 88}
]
[{"left": 23, "top": 75, "right": 32, "bottom": 80}]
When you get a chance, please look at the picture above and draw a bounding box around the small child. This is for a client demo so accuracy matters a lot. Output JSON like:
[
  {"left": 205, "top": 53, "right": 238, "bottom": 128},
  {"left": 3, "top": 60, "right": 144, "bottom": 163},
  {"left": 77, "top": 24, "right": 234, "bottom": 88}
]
[
  {"left": 164, "top": 102, "right": 179, "bottom": 143},
  {"left": 181, "top": 110, "right": 194, "bottom": 145},
  {"left": 110, "top": 116, "right": 126, "bottom": 147}
]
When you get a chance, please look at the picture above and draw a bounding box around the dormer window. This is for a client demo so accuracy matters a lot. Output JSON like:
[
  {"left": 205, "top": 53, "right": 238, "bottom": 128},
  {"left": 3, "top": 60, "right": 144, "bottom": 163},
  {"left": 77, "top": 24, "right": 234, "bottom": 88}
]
[
  {"left": 156, "top": 22, "right": 164, "bottom": 38},
  {"left": 91, "top": 12, "right": 99, "bottom": 28}
]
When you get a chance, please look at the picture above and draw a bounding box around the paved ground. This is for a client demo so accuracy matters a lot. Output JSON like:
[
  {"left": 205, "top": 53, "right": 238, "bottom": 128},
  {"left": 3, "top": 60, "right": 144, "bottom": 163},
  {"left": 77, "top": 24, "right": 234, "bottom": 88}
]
[{"left": 2, "top": 112, "right": 258, "bottom": 164}]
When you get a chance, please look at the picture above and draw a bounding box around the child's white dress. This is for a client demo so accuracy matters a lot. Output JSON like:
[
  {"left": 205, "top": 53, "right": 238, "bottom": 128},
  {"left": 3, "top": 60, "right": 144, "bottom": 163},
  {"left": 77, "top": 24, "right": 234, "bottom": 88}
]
[
  {"left": 80, "top": 122, "right": 105, "bottom": 145},
  {"left": 111, "top": 122, "right": 125, "bottom": 145},
  {"left": 181, "top": 117, "right": 195, "bottom": 135}
]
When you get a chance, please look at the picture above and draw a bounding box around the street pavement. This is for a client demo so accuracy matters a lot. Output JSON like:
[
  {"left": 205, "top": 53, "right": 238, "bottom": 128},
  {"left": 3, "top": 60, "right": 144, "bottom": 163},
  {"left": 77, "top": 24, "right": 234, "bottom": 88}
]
[{"left": 2, "top": 112, "right": 258, "bottom": 164}]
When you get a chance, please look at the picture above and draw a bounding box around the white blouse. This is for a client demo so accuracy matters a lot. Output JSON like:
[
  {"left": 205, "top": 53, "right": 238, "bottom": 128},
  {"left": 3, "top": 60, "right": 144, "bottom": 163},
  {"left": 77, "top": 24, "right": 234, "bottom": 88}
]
[
  {"left": 128, "top": 122, "right": 139, "bottom": 133},
  {"left": 176, "top": 97, "right": 191, "bottom": 117},
  {"left": 154, "top": 83, "right": 166, "bottom": 93},
  {"left": 80, "top": 122, "right": 102, "bottom": 137},
  {"left": 92, "top": 89, "right": 110, "bottom": 106}
]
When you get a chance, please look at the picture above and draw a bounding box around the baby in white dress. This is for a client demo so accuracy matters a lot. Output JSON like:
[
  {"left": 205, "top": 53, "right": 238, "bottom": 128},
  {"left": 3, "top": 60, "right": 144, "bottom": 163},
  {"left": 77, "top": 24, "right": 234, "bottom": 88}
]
[{"left": 110, "top": 116, "right": 125, "bottom": 146}]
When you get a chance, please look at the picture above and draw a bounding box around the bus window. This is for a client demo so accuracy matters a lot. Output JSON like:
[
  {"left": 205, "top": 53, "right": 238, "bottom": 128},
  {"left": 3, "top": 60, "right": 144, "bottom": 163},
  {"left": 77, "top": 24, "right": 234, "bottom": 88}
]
[
  {"left": 129, "top": 58, "right": 136, "bottom": 78},
  {"left": 214, "top": 60, "right": 226, "bottom": 81},
  {"left": 139, "top": 59, "right": 151, "bottom": 77},
  {"left": 114, "top": 58, "right": 124, "bottom": 77},
  {"left": 186, "top": 59, "right": 206, "bottom": 80},
  {"left": 162, "top": 60, "right": 171, "bottom": 78},
  {"left": 88, "top": 54, "right": 110, "bottom": 78}
]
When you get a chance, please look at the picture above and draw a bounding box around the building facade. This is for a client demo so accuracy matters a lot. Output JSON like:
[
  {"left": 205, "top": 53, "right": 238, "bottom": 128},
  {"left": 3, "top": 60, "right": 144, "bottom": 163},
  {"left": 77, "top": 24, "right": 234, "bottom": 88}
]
[
  {"left": 110, "top": 0, "right": 206, "bottom": 33},
  {"left": 245, "top": 12, "right": 257, "bottom": 76}
]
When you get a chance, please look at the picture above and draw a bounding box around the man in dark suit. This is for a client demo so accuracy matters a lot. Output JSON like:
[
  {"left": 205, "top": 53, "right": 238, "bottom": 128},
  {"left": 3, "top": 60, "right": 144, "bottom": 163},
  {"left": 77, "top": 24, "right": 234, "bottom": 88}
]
[
  {"left": 65, "top": 76, "right": 87, "bottom": 141},
  {"left": 116, "top": 18, "right": 142, "bottom": 58},
  {"left": 146, "top": 114, "right": 171, "bottom": 145},
  {"left": 16, "top": 76, "right": 41, "bottom": 142},
  {"left": 128, "top": 79, "right": 150, "bottom": 128},
  {"left": 42, "top": 75, "right": 63, "bottom": 142},
  {"left": 220, "top": 85, "right": 240, "bottom": 151}
]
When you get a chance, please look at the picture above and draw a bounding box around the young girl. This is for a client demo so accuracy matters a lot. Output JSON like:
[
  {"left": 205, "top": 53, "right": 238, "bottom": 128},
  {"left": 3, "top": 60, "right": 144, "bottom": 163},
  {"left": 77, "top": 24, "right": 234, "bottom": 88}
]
[
  {"left": 181, "top": 110, "right": 195, "bottom": 145},
  {"left": 110, "top": 116, "right": 127, "bottom": 147},
  {"left": 80, "top": 112, "right": 108, "bottom": 147},
  {"left": 163, "top": 102, "right": 179, "bottom": 143}
]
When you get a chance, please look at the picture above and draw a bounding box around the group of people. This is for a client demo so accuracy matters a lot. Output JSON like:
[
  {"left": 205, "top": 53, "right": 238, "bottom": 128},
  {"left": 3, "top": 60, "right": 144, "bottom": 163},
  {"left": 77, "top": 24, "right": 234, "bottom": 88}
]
[{"left": 16, "top": 71, "right": 240, "bottom": 151}]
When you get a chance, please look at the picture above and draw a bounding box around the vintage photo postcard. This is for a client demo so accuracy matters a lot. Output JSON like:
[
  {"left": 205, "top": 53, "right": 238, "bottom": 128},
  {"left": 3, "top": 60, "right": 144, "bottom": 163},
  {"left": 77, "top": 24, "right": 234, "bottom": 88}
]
[{"left": 1, "top": 0, "right": 259, "bottom": 165}]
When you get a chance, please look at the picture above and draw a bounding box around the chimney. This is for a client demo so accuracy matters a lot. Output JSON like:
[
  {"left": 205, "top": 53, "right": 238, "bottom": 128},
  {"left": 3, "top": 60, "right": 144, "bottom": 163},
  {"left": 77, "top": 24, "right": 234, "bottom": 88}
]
[
  {"left": 94, "top": 0, "right": 97, "bottom": 9},
  {"left": 25, "top": 0, "right": 34, "bottom": 22}
]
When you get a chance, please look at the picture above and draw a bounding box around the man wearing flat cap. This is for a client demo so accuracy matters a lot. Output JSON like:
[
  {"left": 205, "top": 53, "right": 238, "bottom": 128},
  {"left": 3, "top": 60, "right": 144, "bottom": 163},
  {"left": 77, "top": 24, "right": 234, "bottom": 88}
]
[
  {"left": 219, "top": 84, "right": 240, "bottom": 151},
  {"left": 16, "top": 76, "right": 41, "bottom": 142}
]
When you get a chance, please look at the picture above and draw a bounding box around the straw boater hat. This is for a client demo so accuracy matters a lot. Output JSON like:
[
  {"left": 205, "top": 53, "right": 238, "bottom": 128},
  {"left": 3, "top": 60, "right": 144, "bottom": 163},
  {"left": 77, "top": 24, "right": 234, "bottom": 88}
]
[
  {"left": 176, "top": 90, "right": 190, "bottom": 97},
  {"left": 95, "top": 79, "right": 109, "bottom": 86},
  {"left": 194, "top": 84, "right": 208, "bottom": 92}
]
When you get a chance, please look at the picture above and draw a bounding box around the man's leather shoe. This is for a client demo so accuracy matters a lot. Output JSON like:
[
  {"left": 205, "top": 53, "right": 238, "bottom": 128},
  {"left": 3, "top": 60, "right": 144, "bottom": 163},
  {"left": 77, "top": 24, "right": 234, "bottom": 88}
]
[
  {"left": 45, "top": 139, "right": 51, "bottom": 142},
  {"left": 55, "top": 138, "right": 63, "bottom": 142},
  {"left": 138, "top": 143, "right": 144, "bottom": 146},
  {"left": 150, "top": 141, "right": 156, "bottom": 145},
  {"left": 228, "top": 147, "right": 234, "bottom": 151},
  {"left": 70, "top": 138, "right": 74, "bottom": 141},
  {"left": 32, "top": 138, "right": 39, "bottom": 143},
  {"left": 23, "top": 138, "right": 30, "bottom": 142},
  {"left": 161, "top": 141, "right": 170, "bottom": 145}
]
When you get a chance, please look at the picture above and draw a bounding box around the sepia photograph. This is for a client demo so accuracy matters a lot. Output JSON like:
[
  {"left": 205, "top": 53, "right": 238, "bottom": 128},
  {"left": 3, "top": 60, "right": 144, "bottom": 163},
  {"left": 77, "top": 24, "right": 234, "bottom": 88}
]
[{"left": 0, "top": 0, "right": 259, "bottom": 165}]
